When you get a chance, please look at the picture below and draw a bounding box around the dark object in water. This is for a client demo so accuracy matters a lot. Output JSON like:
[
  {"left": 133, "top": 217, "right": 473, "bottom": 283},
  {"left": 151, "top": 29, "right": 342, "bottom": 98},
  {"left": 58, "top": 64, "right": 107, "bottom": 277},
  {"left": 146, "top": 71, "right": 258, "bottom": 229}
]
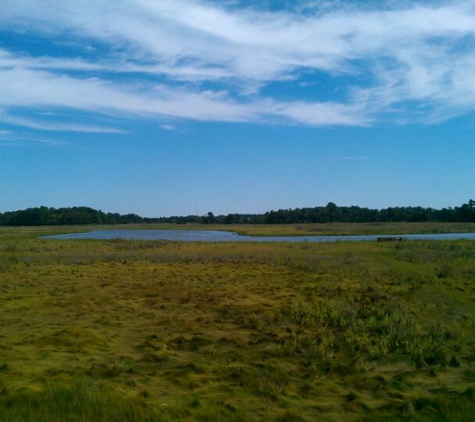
[{"left": 377, "top": 236, "right": 403, "bottom": 242}]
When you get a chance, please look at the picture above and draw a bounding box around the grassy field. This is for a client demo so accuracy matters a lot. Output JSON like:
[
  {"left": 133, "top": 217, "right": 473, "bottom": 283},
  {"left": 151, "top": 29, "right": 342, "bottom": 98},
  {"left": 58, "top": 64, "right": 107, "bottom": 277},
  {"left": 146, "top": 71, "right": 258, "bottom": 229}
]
[
  {"left": 1, "top": 225, "right": 475, "bottom": 421},
  {"left": 224, "top": 222, "right": 475, "bottom": 237}
]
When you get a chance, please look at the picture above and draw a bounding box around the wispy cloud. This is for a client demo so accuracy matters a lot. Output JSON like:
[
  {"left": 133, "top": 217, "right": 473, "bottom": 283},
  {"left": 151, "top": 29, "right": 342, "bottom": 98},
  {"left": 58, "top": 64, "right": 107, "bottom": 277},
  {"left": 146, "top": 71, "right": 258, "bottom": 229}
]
[
  {"left": 0, "top": 129, "right": 65, "bottom": 147},
  {"left": 0, "top": 111, "right": 126, "bottom": 134},
  {"left": 160, "top": 124, "right": 178, "bottom": 131},
  {"left": 0, "top": 0, "right": 474, "bottom": 131}
]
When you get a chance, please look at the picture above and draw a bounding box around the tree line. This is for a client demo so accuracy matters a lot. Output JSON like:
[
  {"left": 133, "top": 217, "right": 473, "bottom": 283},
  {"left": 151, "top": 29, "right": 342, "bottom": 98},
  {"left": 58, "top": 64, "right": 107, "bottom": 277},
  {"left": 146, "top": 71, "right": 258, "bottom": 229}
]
[
  {"left": 260, "top": 200, "right": 475, "bottom": 224},
  {"left": 1, "top": 200, "right": 474, "bottom": 226},
  {"left": 0, "top": 206, "right": 144, "bottom": 226}
]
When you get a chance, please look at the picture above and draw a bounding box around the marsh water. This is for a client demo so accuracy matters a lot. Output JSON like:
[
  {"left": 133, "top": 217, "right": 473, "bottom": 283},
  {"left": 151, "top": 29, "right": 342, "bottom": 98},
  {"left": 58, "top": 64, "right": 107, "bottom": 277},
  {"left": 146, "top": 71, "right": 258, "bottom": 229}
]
[{"left": 43, "top": 230, "right": 475, "bottom": 242}]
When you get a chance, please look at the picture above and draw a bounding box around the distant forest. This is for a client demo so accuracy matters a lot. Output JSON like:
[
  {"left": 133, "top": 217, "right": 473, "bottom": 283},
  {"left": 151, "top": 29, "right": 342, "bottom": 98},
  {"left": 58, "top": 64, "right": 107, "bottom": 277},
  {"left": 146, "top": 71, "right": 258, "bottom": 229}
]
[{"left": 1, "top": 200, "right": 475, "bottom": 226}]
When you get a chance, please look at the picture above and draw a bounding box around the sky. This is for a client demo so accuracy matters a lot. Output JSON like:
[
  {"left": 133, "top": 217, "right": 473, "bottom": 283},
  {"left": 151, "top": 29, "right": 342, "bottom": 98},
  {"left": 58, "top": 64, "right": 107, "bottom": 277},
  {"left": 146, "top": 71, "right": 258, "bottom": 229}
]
[{"left": 1, "top": 0, "right": 474, "bottom": 217}]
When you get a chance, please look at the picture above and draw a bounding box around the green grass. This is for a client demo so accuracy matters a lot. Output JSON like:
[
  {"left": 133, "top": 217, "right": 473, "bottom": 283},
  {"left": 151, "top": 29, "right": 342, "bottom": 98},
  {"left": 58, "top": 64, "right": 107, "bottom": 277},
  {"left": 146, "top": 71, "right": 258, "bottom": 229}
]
[{"left": 1, "top": 226, "right": 475, "bottom": 420}]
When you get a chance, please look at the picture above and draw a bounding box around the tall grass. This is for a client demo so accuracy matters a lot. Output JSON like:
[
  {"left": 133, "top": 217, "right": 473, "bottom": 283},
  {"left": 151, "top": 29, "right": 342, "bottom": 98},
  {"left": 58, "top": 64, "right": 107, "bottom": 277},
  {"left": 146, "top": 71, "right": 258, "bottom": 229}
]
[{"left": 1, "top": 229, "right": 475, "bottom": 420}]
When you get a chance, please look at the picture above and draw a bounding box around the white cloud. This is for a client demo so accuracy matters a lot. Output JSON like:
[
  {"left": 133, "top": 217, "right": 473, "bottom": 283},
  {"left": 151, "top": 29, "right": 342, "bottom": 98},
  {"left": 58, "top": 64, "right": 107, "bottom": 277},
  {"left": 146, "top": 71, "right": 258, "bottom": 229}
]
[
  {"left": 0, "top": 59, "right": 365, "bottom": 126},
  {"left": 0, "top": 128, "right": 65, "bottom": 147},
  {"left": 0, "top": 0, "right": 475, "bottom": 130},
  {"left": 0, "top": 112, "right": 126, "bottom": 134},
  {"left": 160, "top": 124, "right": 177, "bottom": 131},
  {"left": 266, "top": 100, "right": 370, "bottom": 126}
]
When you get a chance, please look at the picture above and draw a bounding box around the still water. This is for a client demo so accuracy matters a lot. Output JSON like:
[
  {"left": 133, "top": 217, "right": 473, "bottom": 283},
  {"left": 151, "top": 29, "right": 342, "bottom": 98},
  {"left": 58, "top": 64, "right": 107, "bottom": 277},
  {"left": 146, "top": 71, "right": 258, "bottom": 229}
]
[{"left": 43, "top": 230, "right": 475, "bottom": 243}]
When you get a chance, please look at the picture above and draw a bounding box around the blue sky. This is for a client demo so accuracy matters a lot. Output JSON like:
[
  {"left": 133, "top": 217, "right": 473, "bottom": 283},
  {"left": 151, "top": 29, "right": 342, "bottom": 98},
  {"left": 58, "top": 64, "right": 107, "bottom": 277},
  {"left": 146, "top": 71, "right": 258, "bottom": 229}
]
[{"left": 1, "top": 0, "right": 474, "bottom": 217}]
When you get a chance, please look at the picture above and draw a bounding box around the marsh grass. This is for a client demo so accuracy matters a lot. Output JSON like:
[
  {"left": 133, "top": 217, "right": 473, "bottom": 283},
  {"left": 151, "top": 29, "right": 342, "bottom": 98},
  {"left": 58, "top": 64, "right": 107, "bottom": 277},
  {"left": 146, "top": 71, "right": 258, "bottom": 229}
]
[
  {"left": 0, "top": 380, "right": 158, "bottom": 422},
  {"left": 1, "top": 227, "right": 475, "bottom": 420}
]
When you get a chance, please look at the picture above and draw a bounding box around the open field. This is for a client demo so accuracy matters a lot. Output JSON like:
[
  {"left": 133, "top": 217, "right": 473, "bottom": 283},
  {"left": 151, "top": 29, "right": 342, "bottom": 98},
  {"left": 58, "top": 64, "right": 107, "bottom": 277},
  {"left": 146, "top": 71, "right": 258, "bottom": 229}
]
[{"left": 1, "top": 226, "right": 475, "bottom": 421}]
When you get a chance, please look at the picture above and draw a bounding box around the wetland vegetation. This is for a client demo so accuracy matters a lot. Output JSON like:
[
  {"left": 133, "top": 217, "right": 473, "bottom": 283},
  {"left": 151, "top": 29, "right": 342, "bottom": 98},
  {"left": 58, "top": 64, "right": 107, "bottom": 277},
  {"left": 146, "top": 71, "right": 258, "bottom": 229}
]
[{"left": 1, "top": 225, "right": 475, "bottom": 421}]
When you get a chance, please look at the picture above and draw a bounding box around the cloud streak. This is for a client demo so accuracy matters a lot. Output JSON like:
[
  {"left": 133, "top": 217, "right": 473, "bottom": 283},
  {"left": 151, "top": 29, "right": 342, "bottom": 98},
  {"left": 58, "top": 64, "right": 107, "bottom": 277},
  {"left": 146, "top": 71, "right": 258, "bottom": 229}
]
[
  {"left": 0, "top": 0, "right": 474, "bottom": 132},
  {"left": 0, "top": 128, "right": 65, "bottom": 147},
  {"left": 0, "top": 111, "right": 126, "bottom": 134}
]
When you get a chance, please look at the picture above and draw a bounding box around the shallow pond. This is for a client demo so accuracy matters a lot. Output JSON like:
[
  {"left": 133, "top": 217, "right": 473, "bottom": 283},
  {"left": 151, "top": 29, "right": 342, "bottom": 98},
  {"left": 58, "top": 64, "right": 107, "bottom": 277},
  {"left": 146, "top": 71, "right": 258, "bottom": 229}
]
[{"left": 43, "top": 230, "right": 475, "bottom": 243}]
